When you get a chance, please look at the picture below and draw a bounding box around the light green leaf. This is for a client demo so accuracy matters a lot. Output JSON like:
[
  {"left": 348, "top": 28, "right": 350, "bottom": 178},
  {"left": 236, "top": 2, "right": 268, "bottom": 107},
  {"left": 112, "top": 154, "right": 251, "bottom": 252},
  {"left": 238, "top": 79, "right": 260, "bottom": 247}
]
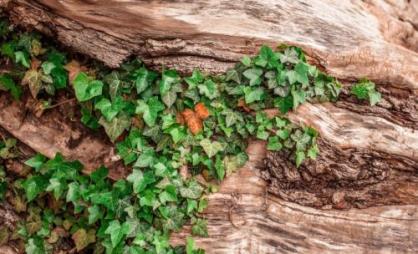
[
  {"left": 199, "top": 139, "right": 224, "bottom": 158},
  {"left": 73, "top": 72, "right": 103, "bottom": 102}
]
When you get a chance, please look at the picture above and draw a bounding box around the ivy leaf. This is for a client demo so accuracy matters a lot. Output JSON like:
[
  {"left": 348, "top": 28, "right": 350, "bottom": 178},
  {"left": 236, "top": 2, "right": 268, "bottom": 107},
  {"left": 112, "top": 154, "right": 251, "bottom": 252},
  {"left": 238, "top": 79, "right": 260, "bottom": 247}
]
[
  {"left": 66, "top": 182, "right": 80, "bottom": 203},
  {"left": 15, "top": 51, "right": 30, "bottom": 68},
  {"left": 98, "top": 113, "right": 131, "bottom": 142},
  {"left": 41, "top": 61, "right": 56, "bottom": 75},
  {"left": 72, "top": 228, "right": 96, "bottom": 252},
  {"left": 294, "top": 62, "right": 309, "bottom": 86},
  {"left": 200, "top": 139, "right": 224, "bottom": 158},
  {"left": 240, "top": 55, "right": 252, "bottom": 67},
  {"left": 180, "top": 180, "right": 204, "bottom": 199},
  {"left": 215, "top": 155, "right": 225, "bottom": 180},
  {"left": 161, "top": 88, "right": 177, "bottom": 108},
  {"left": 22, "top": 176, "right": 48, "bottom": 202},
  {"left": 254, "top": 45, "right": 279, "bottom": 68},
  {"left": 198, "top": 79, "right": 218, "bottom": 99},
  {"left": 160, "top": 69, "right": 180, "bottom": 95},
  {"left": 127, "top": 169, "right": 155, "bottom": 193},
  {"left": 368, "top": 91, "right": 381, "bottom": 106},
  {"left": 295, "top": 151, "right": 305, "bottom": 167},
  {"left": 73, "top": 72, "right": 103, "bottom": 102},
  {"left": 95, "top": 97, "right": 127, "bottom": 121},
  {"left": 267, "top": 136, "right": 282, "bottom": 151},
  {"left": 134, "top": 67, "right": 157, "bottom": 94},
  {"left": 25, "top": 237, "right": 45, "bottom": 254},
  {"left": 274, "top": 95, "right": 293, "bottom": 114},
  {"left": 191, "top": 218, "right": 208, "bottom": 237},
  {"left": 307, "top": 143, "right": 319, "bottom": 159},
  {"left": 243, "top": 68, "right": 263, "bottom": 86},
  {"left": 0, "top": 74, "right": 22, "bottom": 100},
  {"left": 88, "top": 205, "right": 101, "bottom": 224},
  {"left": 22, "top": 69, "right": 42, "bottom": 98},
  {"left": 185, "top": 69, "right": 204, "bottom": 89},
  {"left": 291, "top": 87, "right": 306, "bottom": 110},
  {"left": 46, "top": 178, "right": 64, "bottom": 199},
  {"left": 243, "top": 86, "right": 265, "bottom": 104},
  {"left": 136, "top": 97, "right": 165, "bottom": 127}
]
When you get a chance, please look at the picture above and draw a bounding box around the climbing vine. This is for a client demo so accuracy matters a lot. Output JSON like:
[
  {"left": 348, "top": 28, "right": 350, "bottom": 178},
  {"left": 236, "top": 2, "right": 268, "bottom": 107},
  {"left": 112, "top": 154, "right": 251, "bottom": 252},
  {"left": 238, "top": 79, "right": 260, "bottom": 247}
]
[{"left": 0, "top": 16, "right": 380, "bottom": 254}]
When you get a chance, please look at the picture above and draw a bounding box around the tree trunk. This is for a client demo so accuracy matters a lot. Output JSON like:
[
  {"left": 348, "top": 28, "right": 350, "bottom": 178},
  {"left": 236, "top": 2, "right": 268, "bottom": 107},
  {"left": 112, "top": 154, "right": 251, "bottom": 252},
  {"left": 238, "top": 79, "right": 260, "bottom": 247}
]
[{"left": 1, "top": 0, "right": 418, "bottom": 253}]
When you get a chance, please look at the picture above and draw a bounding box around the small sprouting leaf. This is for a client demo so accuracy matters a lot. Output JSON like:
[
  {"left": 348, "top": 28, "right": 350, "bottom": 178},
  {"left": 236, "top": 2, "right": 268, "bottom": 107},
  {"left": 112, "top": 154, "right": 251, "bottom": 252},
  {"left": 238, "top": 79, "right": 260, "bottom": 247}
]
[
  {"left": 369, "top": 91, "right": 381, "bottom": 106},
  {"left": 15, "top": 51, "right": 30, "bottom": 68},
  {"left": 295, "top": 151, "right": 305, "bottom": 167}
]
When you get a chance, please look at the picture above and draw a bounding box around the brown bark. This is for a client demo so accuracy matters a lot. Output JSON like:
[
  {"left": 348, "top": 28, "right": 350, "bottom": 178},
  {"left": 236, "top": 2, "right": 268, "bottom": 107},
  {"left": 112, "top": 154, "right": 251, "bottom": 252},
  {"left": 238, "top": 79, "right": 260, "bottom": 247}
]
[{"left": 0, "top": 0, "right": 418, "bottom": 253}]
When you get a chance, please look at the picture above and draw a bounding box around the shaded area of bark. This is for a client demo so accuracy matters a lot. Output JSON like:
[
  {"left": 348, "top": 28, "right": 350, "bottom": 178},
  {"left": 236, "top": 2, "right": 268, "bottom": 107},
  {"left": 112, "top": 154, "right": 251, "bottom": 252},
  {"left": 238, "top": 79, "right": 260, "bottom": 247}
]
[{"left": 261, "top": 138, "right": 418, "bottom": 209}]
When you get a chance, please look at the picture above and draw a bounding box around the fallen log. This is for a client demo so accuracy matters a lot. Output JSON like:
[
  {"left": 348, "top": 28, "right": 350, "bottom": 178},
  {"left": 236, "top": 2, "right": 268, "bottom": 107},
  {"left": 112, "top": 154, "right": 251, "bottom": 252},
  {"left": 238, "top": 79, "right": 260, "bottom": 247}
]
[{"left": 0, "top": 0, "right": 417, "bottom": 253}]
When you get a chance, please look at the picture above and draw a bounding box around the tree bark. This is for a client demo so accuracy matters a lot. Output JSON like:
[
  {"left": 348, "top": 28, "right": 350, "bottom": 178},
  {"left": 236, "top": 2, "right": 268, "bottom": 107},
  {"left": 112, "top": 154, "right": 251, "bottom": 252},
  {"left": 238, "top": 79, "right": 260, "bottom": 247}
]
[{"left": 1, "top": 0, "right": 418, "bottom": 253}]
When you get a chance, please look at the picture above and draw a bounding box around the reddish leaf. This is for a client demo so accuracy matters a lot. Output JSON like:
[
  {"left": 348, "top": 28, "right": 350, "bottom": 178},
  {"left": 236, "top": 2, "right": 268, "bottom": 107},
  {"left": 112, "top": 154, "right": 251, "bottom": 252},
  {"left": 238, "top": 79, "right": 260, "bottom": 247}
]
[{"left": 194, "top": 102, "right": 210, "bottom": 120}]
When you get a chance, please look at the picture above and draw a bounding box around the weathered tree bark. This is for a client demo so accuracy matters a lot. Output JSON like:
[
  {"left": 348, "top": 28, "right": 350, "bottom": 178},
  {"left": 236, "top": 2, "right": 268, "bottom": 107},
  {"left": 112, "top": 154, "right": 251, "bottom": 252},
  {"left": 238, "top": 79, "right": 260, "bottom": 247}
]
[{"left": 0, "top": 0, "right": 418, "bottom": 253}]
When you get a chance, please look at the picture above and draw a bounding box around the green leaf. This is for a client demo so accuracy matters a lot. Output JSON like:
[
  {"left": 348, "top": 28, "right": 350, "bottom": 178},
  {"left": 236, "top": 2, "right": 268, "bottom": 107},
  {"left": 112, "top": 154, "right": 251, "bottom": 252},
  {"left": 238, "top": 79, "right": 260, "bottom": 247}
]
[
  {"left": 215, "top": 155, "right": 225, "bottom": 180},
  {"left": 25, "top": 237, "right": 45, "bottom": 254},
  {"left": 95, "top": 96, "right": 127, "bottom": 121},
  {"left": 41, "top": 61, "right": 56, "bottom": 75},
  {"left": 169, "top": 126, "right": 187, "bottom": 144},
  {"left": 200, "top": 139, "right": 224, "bottom": 158},
  {"left": 161, "top": 88, "right": 177, "bottom": 108},
  {"left": 136, "top": 97, "right": 165, "bottom": 127},
  {"left": 369, "top": 91, "right": 381, "bottom": 106},
  {"left": 160, "top": 69, "right": 180, "bottom": 95},
  {"left": 241, "top": 55, "right": 252, "bottom": 67},
  {"left": 133, "top": 149, "right": 155, "bottom": 168},
  {"left": 46, "top": 178, "right": 64, "bottom": 199},
  {"left": 66, "top": 182, "right": 80, "bottom": 203},
  {"left": 185, "top": 69, "right": 204, "bottom": 89},
  {"left": 73, "top": 72, "right": 103, "bottom": 102},
  {"left": 88, "top": 205, "right": 101, "bottom": 224},
  {"left": 0, "top": 74, "right": 22, "bottom": 100},
  {"left": 274, "top": 95, "right": 293, "bottom": 114},
  {"left": 127, "top": 169, "right": 155, "bottom": 193},
  {"left": 134, "top": 67, "right": 157, "bottom": 94},
  {"left": 22, "top": 176, "right": 48, "bottom": 202},
  {"left": 99, "top": 113, "right": 131, "bottom": 142},
  {"left": 180, "top": 180, "right": 204, "bottom": 199},
  {"left": 198, "top": 79, "right": 218, "bottom": 99},
  {"left": 243, "top": 86, "right": 265, "bottom": 104},
  {"left": 295, "top": 151, "right": 305, "bottom": 167},
  {"left": 15, "top": 51, "right": 30, "bottom": 68},
  {"left": 294, "top": 62, "right": 309, "bottom": 86},
  {"left": 105, "top": 220, "right": 131, "bottom": 247},
  {"left": 243, "top": 67, "right": 263, "bottom": 86},
  {"left": 267, "top": 136, "right": 282, "bottom": 151},
  {"left": 191, "top": 218, "right": 208, "bottom": 237},
  {"left": 307, "top": 143, "right": 319, "bottom": 159},
  {"left": 291, "top": 87, "right": 306, "bottom": 110}
]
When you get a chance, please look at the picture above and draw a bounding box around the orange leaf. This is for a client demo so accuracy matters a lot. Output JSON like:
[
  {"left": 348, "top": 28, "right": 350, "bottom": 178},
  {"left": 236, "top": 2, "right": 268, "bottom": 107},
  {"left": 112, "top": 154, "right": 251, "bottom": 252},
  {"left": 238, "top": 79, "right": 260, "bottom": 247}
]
[
  {"left": 181, "top": 109, "right": 203, "bottom": 135},
  {"left": 194, "top": 102, "right": 210, "bottom": 120}
]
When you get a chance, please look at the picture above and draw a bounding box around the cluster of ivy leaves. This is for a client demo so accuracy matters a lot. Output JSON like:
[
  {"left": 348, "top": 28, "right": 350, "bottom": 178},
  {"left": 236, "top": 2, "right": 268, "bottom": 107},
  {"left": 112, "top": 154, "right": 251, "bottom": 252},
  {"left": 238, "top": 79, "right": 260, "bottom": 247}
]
[{"left": 0, "top": 15, "right": 379, "bottom": 254}]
